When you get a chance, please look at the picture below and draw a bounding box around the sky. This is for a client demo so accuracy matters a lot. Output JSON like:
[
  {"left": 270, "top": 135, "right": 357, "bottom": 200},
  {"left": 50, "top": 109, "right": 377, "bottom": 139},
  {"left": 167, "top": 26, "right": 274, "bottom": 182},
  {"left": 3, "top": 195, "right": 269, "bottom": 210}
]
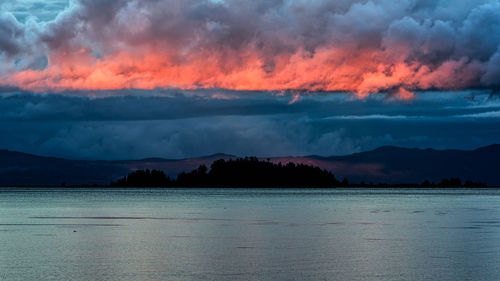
[{"left": 0, "top": 0, "right": 500, "bottom": 159}]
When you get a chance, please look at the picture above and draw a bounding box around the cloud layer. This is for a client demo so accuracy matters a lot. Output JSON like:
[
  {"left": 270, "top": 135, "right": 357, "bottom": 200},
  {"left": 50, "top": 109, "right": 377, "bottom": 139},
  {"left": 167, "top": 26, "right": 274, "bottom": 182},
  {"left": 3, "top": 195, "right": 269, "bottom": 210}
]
[
  {"left": 1, "top": 0, "right": 500, "bottom": 97},
  {"left": 1, "top": 90, "right": 499, "bottom": 159}
]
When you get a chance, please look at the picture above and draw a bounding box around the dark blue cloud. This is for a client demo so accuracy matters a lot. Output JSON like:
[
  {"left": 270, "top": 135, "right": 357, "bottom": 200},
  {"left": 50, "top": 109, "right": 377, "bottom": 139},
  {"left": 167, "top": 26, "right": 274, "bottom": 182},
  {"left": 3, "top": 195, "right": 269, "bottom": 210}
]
[{"left": 0, "top": 90, "right": 499, "bottom": 159}]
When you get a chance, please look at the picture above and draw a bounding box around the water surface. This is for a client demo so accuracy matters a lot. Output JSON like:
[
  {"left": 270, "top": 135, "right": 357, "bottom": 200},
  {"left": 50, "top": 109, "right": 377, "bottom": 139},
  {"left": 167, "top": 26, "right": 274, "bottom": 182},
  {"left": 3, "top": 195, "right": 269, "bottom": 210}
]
[{"left": 1, "top": 188, "right": 500, "bottom": 281}]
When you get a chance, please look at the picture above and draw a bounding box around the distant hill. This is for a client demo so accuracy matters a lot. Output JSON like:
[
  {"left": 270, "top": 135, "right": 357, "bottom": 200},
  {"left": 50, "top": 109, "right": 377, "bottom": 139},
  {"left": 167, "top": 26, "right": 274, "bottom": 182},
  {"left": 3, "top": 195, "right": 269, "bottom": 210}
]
[
  {"left": 0, "top": 145, "right": 499, "bottom": 186},
  {"left": 270, "top": 144, "right": 500, "bottom": 185},
  {"left": 0, "top": 151, "right": 234, "bottom": 186}
]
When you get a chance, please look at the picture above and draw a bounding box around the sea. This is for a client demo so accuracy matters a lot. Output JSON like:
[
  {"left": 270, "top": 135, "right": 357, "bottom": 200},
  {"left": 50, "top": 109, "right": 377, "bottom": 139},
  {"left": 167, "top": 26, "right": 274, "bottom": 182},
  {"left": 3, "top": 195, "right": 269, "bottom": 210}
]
[{"left": 1, "top": 188, "right": 500, "bottom": 281}]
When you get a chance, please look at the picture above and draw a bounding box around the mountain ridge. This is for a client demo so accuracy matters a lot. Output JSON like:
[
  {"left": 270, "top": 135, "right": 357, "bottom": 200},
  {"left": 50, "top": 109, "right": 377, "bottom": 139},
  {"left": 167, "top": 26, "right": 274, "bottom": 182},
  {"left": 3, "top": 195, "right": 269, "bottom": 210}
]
[{"left": 0, "top": 145, "right": 499, "bottom": 186}]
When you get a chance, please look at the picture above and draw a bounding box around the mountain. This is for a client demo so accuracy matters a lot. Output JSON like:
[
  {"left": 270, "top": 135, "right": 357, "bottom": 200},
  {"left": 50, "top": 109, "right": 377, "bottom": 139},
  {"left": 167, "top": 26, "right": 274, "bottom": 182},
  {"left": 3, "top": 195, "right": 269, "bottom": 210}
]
[
  {"left": 0, "top": 145, "right": 499, "bottom": 186},
  {"left": 0, "top": 151, "right": 234, "bottom": 186},
  {"left": 270, "top": 144, "right": 500, "bottom": 185}
]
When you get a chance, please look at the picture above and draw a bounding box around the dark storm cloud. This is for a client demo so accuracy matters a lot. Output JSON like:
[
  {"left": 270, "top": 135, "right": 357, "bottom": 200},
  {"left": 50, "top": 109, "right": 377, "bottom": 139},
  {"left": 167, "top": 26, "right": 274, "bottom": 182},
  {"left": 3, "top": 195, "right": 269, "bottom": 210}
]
[
  {"left": 1, "top": 89, "right": 499, "bottom": 121},
  {"left": 0, "top": 91, "right": 500, "bottom": 159},
  {"left": 0, "top": 12, "right": 25, "bottom": 56}
]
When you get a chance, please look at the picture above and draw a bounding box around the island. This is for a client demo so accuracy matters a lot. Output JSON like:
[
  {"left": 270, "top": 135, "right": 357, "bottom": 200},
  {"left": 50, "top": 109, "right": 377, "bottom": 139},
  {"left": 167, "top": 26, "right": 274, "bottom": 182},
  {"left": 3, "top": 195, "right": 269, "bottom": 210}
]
[{"left": 110, "top": 157, "right": 487, "bottom": 188}]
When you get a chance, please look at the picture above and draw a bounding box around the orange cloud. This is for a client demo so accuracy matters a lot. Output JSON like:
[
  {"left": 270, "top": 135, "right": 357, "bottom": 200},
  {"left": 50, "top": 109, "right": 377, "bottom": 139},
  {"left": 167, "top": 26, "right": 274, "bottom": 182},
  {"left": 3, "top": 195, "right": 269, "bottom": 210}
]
[
  {"left": 4, "top": 46, "right": 472, "bottom": 99},
  {"left": 1, "top": 0, "right": 498, "bottom": 97}
]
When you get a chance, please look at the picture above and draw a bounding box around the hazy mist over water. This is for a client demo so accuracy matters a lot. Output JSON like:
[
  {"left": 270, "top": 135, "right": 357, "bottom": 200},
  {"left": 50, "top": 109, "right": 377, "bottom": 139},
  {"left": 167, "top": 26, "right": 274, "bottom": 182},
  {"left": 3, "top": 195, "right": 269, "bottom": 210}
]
[{"left": 1, "top": 188, "right": 500, "bottom": 281}]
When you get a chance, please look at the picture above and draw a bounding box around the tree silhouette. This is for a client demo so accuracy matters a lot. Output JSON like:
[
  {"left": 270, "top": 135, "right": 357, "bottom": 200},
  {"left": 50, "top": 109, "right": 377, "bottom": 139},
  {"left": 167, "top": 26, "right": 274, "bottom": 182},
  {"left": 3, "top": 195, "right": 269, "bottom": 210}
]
[
  {"left": 110, "top": 157, "right": 488, "bottom": 188},
  {"left": 112, "top": 157, "right": 340, "bottom": 187},
  {"left": 177, "top": 157, "right": 340, "bottom": 187},
  {"left": 111, "top": 169, "right": 171, "bottom": 187}
]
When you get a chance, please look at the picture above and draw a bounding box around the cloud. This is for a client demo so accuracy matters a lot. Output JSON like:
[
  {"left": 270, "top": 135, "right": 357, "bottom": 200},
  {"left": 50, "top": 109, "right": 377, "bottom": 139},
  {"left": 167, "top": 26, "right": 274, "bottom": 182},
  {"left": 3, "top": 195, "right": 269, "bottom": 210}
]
[
  {"left": 1, "top": 111, "right": 496, "bottom": 160},
  {"left": 0, "top": 90, "right": 499, "bottom": 159},
  {"left": 1, "top": 89, "right": 499, "bottom": 121},
  {"left": 0, "top": 117, "right": 425, "bottom": 159},
  {"left": 457, "top": 110, "right": 500, "bottom": 118},
  {"left": 482, "top": 47, "right": 500, "bottom": 87},
  {"left": 0, "top": 12, "right": 25, "bottom": 56},
  {"left": 0, "top": 0, "right": 499, "bottom": 96},
  {"left": 1, "top": 0, "right": 69, "bottom": 22}
]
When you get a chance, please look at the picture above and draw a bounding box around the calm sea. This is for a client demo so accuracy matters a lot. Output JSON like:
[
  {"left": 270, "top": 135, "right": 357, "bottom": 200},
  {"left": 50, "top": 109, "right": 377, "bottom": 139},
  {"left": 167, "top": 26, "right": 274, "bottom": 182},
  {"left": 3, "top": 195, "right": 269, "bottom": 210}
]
[{"left": 1, "top": 188, "right": 500, "bottom": 281}]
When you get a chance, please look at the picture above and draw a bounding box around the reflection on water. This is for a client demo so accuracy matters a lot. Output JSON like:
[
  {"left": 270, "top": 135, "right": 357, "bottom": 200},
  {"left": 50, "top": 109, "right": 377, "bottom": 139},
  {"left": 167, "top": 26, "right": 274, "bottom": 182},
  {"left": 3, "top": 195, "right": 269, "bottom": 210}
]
[{"left": 1, "top": 188, "right": 500, "bottom": 281}]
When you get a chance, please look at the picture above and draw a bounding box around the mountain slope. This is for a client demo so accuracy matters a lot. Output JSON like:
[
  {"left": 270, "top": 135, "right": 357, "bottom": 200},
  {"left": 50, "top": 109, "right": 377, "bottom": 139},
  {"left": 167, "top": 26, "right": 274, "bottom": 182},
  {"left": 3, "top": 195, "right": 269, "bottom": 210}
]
[
  {"left": 272, "top": 145, "right": 500, "bottom": 185},
  {"left": 0, "top": 150, "right": 234, "bottom": 186},
  {"left": 0, "top": 146, "right": 498, "bottom": 186}
]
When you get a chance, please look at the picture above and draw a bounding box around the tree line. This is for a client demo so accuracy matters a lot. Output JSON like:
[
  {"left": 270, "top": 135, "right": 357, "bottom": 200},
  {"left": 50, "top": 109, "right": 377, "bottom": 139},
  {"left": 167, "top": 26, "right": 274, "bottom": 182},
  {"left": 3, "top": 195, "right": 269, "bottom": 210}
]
[
  {"left": 111, "top": 157, "right": 340, "bottom": 187},
  {"left": 110, "top": 157, "right": 487, "bottom": 188}
]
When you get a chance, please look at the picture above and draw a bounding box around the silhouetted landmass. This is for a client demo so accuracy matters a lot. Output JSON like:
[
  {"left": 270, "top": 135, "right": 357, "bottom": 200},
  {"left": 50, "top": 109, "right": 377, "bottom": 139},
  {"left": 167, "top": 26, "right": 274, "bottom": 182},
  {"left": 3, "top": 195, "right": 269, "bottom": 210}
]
[
  {"left": 112, "top": 157, "right": 340, "bottom": 187},
  {"left": 111, "top": 169, "right": 173, "bottom": 187},
  {"left": 111, "top": 157, "right": 487, "bottom": 188},
  {"left": 0, "top": 149, "right": 233, "bottom": 186},
  {"left": 1, "top": 144, "right": 498, "bottom": 186},
  {"left": 273, "top": 144, "right": 500, "bottom": 185}
]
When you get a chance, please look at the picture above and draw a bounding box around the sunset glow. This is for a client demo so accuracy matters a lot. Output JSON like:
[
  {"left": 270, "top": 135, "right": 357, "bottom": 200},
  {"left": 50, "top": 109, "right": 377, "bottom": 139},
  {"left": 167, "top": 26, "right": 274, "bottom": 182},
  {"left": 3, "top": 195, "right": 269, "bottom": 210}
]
[{"left": 1, "top": 0, "right": 500, "bottom": 98}]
